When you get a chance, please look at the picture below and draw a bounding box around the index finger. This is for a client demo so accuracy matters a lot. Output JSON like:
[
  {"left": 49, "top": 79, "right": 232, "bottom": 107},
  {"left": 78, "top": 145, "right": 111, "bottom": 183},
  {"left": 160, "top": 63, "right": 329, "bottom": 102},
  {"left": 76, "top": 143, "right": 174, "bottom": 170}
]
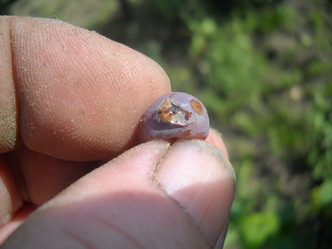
[{"left": 0, "top": 17, "right": 171, "bottom": 160}]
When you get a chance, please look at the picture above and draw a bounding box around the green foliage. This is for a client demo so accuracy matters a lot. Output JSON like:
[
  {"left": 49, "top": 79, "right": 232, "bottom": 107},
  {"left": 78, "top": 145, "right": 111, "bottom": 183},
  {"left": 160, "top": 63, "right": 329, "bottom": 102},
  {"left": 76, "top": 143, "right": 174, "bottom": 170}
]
[
  {"left": 240, "top": 211, "right": 280, "bottom": 248},
  {"left": 0, "top": 0, "right": 13, "bottom": 15},
  {"left": 311, "top": 179, "right": 332, "bottom": 214},
  {"left": 9, "top": 0, "right": 118, "bottom": 28},
  {"left": 307, "top": 83, "right": 332, "bottom": 179}
]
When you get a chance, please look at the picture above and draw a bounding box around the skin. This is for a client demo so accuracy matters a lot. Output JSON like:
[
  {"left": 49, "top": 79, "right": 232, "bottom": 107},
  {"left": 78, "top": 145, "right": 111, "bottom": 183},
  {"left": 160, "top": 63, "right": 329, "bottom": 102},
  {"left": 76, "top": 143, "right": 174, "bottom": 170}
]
[{"left": 0, "top": 17, "right": 235, "bottom": 249}]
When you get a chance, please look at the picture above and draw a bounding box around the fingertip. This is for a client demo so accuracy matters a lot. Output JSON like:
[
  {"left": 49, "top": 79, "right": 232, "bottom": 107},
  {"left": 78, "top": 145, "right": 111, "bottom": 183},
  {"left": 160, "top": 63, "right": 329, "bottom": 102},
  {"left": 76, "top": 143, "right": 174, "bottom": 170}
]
[
  {"left": 8, "top": 17, "right": 171, "bottom": 160},
  {"left": 156, "top": 139, "right": 235, "bottom": 247}
]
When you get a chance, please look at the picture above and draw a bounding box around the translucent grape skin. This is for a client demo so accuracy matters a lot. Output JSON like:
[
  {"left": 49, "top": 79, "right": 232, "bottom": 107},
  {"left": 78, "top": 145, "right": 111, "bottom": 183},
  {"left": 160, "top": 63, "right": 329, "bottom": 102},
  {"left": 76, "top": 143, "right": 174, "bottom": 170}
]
[{"left": 138, "top": 92, "right": 210, "bottom": 142}]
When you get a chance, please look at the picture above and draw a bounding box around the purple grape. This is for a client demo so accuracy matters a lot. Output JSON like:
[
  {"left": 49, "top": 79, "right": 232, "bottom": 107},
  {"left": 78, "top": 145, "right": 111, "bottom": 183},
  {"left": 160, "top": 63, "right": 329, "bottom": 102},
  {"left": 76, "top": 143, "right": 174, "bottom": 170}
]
[{"left": 138, "top": 92, "right": 210, "bottom": 142}]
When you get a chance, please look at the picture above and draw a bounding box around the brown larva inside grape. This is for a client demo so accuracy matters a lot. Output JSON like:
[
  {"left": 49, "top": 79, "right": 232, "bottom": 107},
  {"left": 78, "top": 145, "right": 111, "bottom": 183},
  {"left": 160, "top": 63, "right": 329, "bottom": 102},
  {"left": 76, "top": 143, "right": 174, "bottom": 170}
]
[{"left": 138, "top": 92, "right": 209, "bottom": 142}]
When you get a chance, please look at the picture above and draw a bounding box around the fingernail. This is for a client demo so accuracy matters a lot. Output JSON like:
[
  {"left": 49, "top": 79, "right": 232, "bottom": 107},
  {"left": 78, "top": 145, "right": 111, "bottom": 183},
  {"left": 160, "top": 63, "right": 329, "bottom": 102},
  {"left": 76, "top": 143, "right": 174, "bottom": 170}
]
[{"left": 155, "top": 139, "right": 235, "bottom": 246}]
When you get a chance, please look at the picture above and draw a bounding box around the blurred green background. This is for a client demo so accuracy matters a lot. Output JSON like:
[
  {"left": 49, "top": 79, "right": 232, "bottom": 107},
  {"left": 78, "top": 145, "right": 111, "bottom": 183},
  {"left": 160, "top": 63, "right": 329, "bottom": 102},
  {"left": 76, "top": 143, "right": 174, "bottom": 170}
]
[{"left": 2, "top": 0, "right": 331, "bottom": 248}]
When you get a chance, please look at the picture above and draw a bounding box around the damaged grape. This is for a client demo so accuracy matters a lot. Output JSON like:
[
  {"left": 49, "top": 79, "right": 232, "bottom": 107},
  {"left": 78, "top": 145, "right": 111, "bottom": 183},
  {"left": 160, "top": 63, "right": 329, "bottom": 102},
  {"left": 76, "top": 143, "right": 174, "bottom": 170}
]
[{"left": 138, "top": 92, "right": 210, "bottom": 142}]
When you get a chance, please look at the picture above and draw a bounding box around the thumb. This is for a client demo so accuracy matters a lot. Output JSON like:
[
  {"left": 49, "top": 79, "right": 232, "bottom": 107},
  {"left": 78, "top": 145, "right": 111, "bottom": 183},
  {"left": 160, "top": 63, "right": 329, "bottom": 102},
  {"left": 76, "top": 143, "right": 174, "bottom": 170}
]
[{"left": 2, "top": 138, "right": 235, "bottom": 249}]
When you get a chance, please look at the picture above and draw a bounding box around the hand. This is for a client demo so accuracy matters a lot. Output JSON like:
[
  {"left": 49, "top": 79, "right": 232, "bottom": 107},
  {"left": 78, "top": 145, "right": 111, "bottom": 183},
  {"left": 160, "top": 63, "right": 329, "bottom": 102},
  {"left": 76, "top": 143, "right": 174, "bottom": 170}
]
[{"left": 0, "top": 17, "right": 235, "bottom": 249}]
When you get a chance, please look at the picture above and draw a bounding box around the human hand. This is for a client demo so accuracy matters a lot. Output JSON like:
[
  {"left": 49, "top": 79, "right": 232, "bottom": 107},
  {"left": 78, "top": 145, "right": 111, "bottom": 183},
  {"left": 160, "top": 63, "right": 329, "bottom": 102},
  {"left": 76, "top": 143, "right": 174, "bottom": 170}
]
[{"left": 0, "top": 17, "right": 235, "bottom": 249}]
